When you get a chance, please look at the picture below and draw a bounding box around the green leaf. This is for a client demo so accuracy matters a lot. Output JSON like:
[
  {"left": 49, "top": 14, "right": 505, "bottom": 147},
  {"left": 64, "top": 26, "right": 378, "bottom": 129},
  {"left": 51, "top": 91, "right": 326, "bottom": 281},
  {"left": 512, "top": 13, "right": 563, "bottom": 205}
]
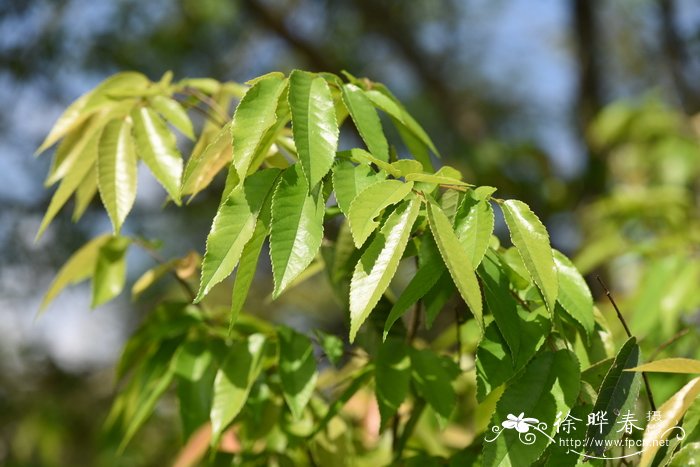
[
  {"left": 585, "top": 337, "right": 642, "bottom": 457},
  {"left": 349, "top": 197, "right": 421, "bottom": 342},
  {"left": 270, "top": 164, "right": 325, "bottom": 297},
  {"left": 91, "top": 235, "right": 131, "bottom": 307},
  {"left": 177, "top": 365, "right": 216, "bottom": 440},
  {"left": 626, "top": 358, "right": 700, "bottom": 374},
  {"left": 229, "top": 219, "right": 267, "bottom": 328},
  {"left": 150, "top": 95, "right": 194, "bottom": 140},
  {"left": 315, "top": 330, "right": 344, "bottom": 367},
  {"left": 347, "top": 179, "right": 414, "bottom": 248},
  {"left": 375, "top": 338, "right": 411, "bottom": 428},
  {"left": 553, "top": 250, "right": 594, "bottom": 338},
  {"left": 131, "top": 106, "right": 183, "bottom": 203},
  {"left": 669, "top": 442, "right": 700, "bottom": 466},
  {"left": 454, "top": 188, "right": 495, "bottom": 269},
  {"left": 500, "top": 199, "right": 558, "bottom": 311},
  {"left": 343, "top": 147, "right": 398, "bottom": 176},
  {"left": 288, "top": 70, "right": 339, "bottom": 189},
  {"left": 332, "top": 160, "right": 385, "bottom": 216},
  {"left": 640, "top": 377, "right": 700, "bottom": 466},
  {"left": 277, "top": 326, "right": 318, "bottom": 419},
  {"left": 98, "top": 118, "right": 138, "bottom": 234},
  {"left": 232, "top": 75, "right": 288, "bottom": 181},
  {"left": 172, "top": 341, "right": 213, "bottom": 381},
  {"left": 426, "top": 200, "right": 483, "bottom": 328},
  {"left": 483, "top": 350, "right": 581, "bottom": 467},
  {"left": 196, "top": 168, "right": 280, "bottom": 301},
  {"left": 210, "top": 334, "right": 267, "bottom": 443},
  {"left": 410, "top": 348, "right": 456, "bottom": 423},
  {"left": 342, "top": 84, "right": 389, "bottom": 161},
  {"left": 36, "top": 91, "right": 94, "bottom": 155},
  {"left": 39, "top": 234, "right": 112, "bottom": 312},
  {"left": 72, "top": 165, "right": 98, "bottom": 221},
  {"left": 391, "top": 159, "right": 423, "bottom": 176},
  {"left": 181, "top": 122, "right": 232, "bottom": 198}
]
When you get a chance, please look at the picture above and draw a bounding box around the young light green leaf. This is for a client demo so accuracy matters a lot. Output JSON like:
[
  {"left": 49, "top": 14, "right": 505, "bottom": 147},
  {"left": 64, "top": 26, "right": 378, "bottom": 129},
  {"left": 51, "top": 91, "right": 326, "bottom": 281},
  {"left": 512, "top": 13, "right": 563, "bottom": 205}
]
[
  {"left": 181, "top": 123, "right": 232, "bottom": 198},
  {"left": 91, "top": 235, "right": 131, "bottom": 308},
  {"left": 500, "top": 199, "right": 558, "bottom": 311},
  {"left": 97, "top": 118, "right": 138, "bottom": 234},
  {"left": 410, "top": 348, "right": 456, "bottom": 423},
  {"left": 349, "top": 197, "right": 420, "bottom": 342},
  {"left": 270, "top": 165, "right": 325, "bottom": 297},
  {"left": 342, "top": 147, "right": 398, "bottom": 176},
  {"left": 72, "top": 164, "right": 98, "bottom": 221},
  {"left": 454, "top": 189, "right": 495, "bottom": 269},
  {"left": 626, "top": 358, "right": 700, "bottom": 374},
  {"left": 210, "top": 334, "right": 267, "bottom": 443},
  {"left": 375, "top": 338, "right": 411, "bottom": 428},
  {"left": 669, "top": 442, "right": 700, "bottom": 466},
  {"left": 640, "top": 377, "right": 700, "bottom": 466},
  {"left": 277, "top": 326, "right": 318, "bottom": 419},
  {"left": 288, "top": 70, "right": 339, "bottom": 189},
  {"left": 229, "top": 219, "right": 267, "bottom": 328},
  {"left": 426, "top": 201, "right": 483, "bottom": 327},
  {"left": 347, "top": 179, "right": 414, "bottom": 248},
  {"left": 391, "top": 159, "right": 423, "bottom": 176},
  {"left": 131, "top": 107, "right": 183, "bottom": 203},
  {"left": 332, "top": 160, "right": 385, "bottom": 216},
  {"left": 172, "top": 341, "right": 213, "bottom": 381},
  {"left": 585, "top": 337, "right": 642, "bottom": 457},
  {"left": 232, "top": 75, "right": 288, "bottom": 181},
  {"left": 196, "top": 168, "right": 280, "bottom": 302},
  {"left": 39, "top": 234, "right": 112, "bottom": 312},
  {"left": 341, "top": 84, "right": 389, "bottom": 161},
  {"left": 150, "top": 95, "right": 194, "bottom": 140},
  {"left": 553, "top": 249, "right": 594, "bottom": 338},
  {"left": 131, "top": 258, "right": 180, "bottom": 300},
  {"left": 483, "top": 350, "right": 581, "bottom": 467},
  {"left": 36, "top": 91, "right": 94, "bottom": 155}
]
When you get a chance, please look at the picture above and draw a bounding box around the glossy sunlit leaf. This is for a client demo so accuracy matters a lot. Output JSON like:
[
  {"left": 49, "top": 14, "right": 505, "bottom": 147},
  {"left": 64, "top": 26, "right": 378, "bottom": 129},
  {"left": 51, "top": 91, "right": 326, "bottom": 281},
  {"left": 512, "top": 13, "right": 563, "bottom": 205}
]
[
  {"left": 231, "top": 75, "right": 288, "bottom": 181},
  {"left": 210, "top": 334, "right": 267, "bottom": 443},
  {"left": 288, "top": 70, "right": 339, "bottom": 189},
  {"left": 39, "top": 234, "right": 112, "bottom": 312},
  {"left": 390, "top": 159, "right": 423, "bottom": 176},
  {"left": 91, "top": 235, "right": 131, "bottom": 307},
  {"left": 270, "top": 164, "right": 325, "bottom": 297},
  {"left": 426, "top": 200, "right": 483, "bottom": 327},
  {"left": 585, "top": 337, "right": 642, "bottom": 457},
  {"left": 342, "top": 84, "right": 389, "bottom": 161},
  {"left": 483, "top": 350, "right": 580, "bottom": 467},
  {"left": 332, "top": 160, "right": 385, "bottom": 216},
  {"left": 229, "top": 219, "right": 267, "bottom": 328},
  {"left": 98, "top": 118, "right": 138, "bottom": 233},
  {"left": 150, "top": 95, "right": 194, "bottom": 140},
  {"left": 349, "top": 197, "right": 420, "bottom": 342},
  {"left": 553, "top": 249, "right": 594, "bottom": 338},
  {"left": 196, "top": 168, "right": 280, "bottom": 301},
  {"left": 347, "top": 179, "right": 414, "bottom": 248},
  {"left": 375, "top": 338, "right": 411, "bottom": 428},
  {"left": 454, "top": 187, "right": 495, "bottom": 269},
  {"left": 500, "top": 199, "right": 558, "bottom": 311},
  {"left": 278, "top": 326, "right": 318, "bottom": 419},
  {"left": 131, "top": 106, "right": 183, "bottom": 203},
  {"left": 626, "top": 358, "right": 700, "bottom": 374}
]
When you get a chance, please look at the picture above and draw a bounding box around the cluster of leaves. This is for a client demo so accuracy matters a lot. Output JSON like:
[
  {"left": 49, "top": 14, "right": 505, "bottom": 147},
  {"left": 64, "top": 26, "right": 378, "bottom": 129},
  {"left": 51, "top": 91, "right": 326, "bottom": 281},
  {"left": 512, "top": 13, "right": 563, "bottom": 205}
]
[{"left": 36, "top": 71, "right": 700, "bottom": 465}]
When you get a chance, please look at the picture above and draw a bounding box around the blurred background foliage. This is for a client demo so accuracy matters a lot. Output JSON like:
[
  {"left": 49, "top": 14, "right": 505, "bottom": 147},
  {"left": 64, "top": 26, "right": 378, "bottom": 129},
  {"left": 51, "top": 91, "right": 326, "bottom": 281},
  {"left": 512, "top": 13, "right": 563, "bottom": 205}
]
[{"left": 1, "top": 0, "right": 700, "bottom": 465}]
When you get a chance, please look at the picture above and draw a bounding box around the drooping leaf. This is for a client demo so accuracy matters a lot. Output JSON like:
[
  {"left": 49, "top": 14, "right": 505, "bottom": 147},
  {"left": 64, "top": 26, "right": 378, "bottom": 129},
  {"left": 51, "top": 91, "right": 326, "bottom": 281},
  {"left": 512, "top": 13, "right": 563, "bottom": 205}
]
[
  {"left": 288, "top": 70, "right": 339, "bottom": 189},
  {"left": 91, "top": 235, "right": 131, "bottom": 308},
  {"left": 97, "top": 118, "right": 138, "bottom": 233},
  {"left": 131, "top": 106, "right": 183, "bottom": 203},
  {"left": 72, "top": 164, "right": 98, "bottom": 221},
  {"left": 426, "top": 200, "right": 483, "bottom": 327},
  {"left": 454, "top": 187, "right": 495, "bottom": 269},
  {"left": 196, "top": 168, "right": 280, "bottom": 301},
  {"left": 177, "top": 364, "right": 216, "bottom": 440},
  {"left": 375, "top": 338, "right": 411, "bottom": 428},
  {"left": 229, "top": 219, "right": 267, "bottom": 328},
  {"left": 270, "top": 164, "right": 325, "bottom": 297},
  {"left": 277, "top": 326, "right": 318, "bottom": 419},
  {"left": 332, "top": 160, "right": 385, "bottom": 216},
  {"left": 39, "top": 234, "right": 112, "bottom": 312},
  {"left": 482, "top": 350, "right": 581, "bottom": 467},
  {"left": 585, "top": 337, "right": 642, "bottom": 457},
  {"left": 349, "top": 197, "right": 421, "bottom": 342},
  {"left": 231, "top": 75, "right": 288, "bottom": 181},
  {"left": 347, "top": 179, "right": 414, "bottom": 248},
  {"left": 410, "top": 348, "right": 456, "bottom": 424},
  {"left": 553, "top": 249, "right": 594, "bottom": 338},
  {"left": 626, "top": 358, "right": 700, "bottom": 374},
  {"left": 500, "top": 199, "right": 558, "bottom": 311},
  {"left": 172, "top": 340, "right": 213, "bottom": 381},
  {"left": 341, "top": 84, "right": 389, "bottom": 161},
  {"left": 210, "top": 334, "right": 267, "bottom": 443},
  {"left": 150, "top": 95, "right": 194, "bottom": 140},
  {"left": 640, "top": 377, "right": 700, "bottom": 466},
  {"left": 181, "top": 122, "right": 232, "bottom": 198}
]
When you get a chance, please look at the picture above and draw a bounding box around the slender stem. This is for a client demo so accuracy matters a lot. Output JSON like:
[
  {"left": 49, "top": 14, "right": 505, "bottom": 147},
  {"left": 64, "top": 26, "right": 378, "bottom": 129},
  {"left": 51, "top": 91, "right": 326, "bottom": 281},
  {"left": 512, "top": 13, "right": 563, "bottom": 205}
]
[
  {"left": 133, "top": 238, "right": 197, "bottom": 303},
  {"left": 596, "top": 276, "right": 657, "bottom": 412}
]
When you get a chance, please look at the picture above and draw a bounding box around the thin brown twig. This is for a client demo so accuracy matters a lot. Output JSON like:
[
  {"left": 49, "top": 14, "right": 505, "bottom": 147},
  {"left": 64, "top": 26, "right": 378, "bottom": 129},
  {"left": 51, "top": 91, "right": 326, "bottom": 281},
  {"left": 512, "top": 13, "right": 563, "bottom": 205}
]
[
  {"left": 596, "top": 276, "right": 657, "bottom": 412},
  {"left": 649, "top": 328, "right": 690, "bottom": 361}
]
